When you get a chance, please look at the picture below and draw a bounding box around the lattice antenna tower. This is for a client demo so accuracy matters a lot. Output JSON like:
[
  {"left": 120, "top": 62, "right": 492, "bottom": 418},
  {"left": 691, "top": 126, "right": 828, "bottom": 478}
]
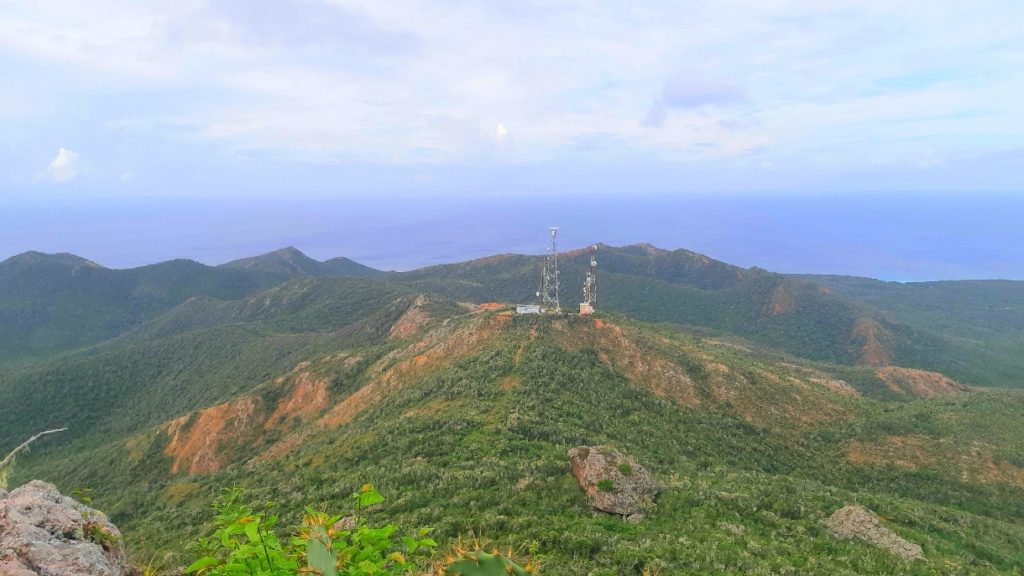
[
  {"left": 540, "top": 226, "right": 561, "bottom": 313},
  {"left": 583, "top": 244, "right": 597, "bottom": 306}
]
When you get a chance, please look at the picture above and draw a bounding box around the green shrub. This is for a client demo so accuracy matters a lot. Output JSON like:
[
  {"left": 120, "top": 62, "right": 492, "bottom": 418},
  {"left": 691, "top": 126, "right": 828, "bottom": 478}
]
[
  {"left": 597, "top": 479, "right": 615, "bottom": 492},
  {"left": 185, "top": 485, "right": 436, "bottom": 576}
]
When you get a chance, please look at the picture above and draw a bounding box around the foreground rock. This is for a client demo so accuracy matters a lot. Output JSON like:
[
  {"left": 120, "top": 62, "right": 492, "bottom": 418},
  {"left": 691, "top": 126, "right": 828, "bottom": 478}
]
[
  {"left": 826, "top": 505, "right": 923, "bottom": 561},
  {"left": 0, "top": 481, "right": 137, "bottom": 576},
  {"left": 568, "top": 446, "right": 660, "bottom": 519}
]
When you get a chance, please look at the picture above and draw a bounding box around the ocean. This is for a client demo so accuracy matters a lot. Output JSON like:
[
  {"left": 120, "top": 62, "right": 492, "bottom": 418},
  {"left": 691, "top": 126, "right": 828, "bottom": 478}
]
[{"left": 2, "top": 192, "right": 1022, "bottom": 281}]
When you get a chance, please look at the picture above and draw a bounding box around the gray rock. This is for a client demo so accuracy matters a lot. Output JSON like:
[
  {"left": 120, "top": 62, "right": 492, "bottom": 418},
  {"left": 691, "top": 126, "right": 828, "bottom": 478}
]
[
  {"left": 568, "top": 446, "right": 660, "bottom": 517},
  {"left": 826, "top": 505, "right": 923, "bottom": 561},
  {"left": 0, "top": 480, "right": 138, "bottom": 575}
]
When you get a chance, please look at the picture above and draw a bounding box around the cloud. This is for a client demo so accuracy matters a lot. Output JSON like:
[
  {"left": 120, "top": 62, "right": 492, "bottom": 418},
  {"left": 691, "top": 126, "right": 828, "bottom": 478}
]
[
  {"left": 2, "top": 1, "right": 1023, "bottom": 189},
  {"left": 203, "top": 0, "right": 420, "bottom": 54},
  {"left": 46, "top": 148, "right": 80, "bottom": 182},
  {"left": 644, "top": 72, "right": 748, "bottom": 127}
]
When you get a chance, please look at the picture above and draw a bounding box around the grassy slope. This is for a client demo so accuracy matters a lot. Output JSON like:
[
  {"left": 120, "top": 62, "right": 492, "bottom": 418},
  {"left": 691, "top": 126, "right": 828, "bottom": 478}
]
[
  {"left": 13, "top": 313, "right": 1024, "bottom": 575},
  {"left": 0, "top": 249, "right": 383, "bottom": 366},
  {"left": 802, "top": 275, "right": 1024, "bottom": 386},
  {"left": 0, "top": 254, "right": 277, "bottom": 364},
  {"left": 0, "top": 278, "right": 418, "bottom": 452}
]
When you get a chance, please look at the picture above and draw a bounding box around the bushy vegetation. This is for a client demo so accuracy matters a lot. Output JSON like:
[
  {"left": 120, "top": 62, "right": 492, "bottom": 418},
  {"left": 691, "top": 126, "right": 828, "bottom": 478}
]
[
  {"left": 14, "top": 313, "right": 1024, "bottom": 574},
  {"left": 5, "top": 245, "right": 1024, "bottom": 574},
  {"left": 185, "top": 485, "right": 436, "bottom": 576}
]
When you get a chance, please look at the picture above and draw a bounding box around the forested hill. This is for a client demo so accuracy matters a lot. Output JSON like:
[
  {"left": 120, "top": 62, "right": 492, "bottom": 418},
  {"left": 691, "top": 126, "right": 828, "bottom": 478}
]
[
  {"left": 4, "top": 243, "right": 1024, "bottom": 385},
  {"left": 6, "top": 293, "right": 1024, "bottom": 574},
  {"left": 0, "top": 249, "right": 381, "bottom": 364},
  {"left": 389, "top": 244, "right": 1024, "bottom": 386},
  {"left": 219, "top": 246, "right": 384, "bottom": 279}
]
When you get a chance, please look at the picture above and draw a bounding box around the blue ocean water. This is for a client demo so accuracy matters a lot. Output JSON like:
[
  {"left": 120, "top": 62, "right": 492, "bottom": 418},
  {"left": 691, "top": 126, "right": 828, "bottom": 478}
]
[{"left": 1, "top": 192, "right": 1022, "bottom": 281}]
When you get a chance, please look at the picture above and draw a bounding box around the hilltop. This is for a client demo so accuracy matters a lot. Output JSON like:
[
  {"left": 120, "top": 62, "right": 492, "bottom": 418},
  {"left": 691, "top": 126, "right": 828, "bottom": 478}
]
[
  {"left": 220, "top": 246, "right": 384, "bottom": 279},
  {"left": 389, "top": 244, "right": 1024, "bottom": 386}
]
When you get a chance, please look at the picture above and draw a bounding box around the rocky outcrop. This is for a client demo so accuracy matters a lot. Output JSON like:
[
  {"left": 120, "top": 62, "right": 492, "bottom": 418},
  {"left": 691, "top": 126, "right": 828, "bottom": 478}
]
[
  {"left": 568, "top": 446, "right": 660, "bottom": 519},
  {"left": 825, "top": 505, "right": 923, "bottom": 561},
  {"left": 0, "top": 481, "right": 137, "bottom": 576}
]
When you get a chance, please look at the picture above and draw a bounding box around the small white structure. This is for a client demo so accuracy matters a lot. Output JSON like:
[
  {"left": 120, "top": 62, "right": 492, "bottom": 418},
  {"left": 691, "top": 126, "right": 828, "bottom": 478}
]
[{"left": 516, "top": 304, "right": 542, "bottom": 315}]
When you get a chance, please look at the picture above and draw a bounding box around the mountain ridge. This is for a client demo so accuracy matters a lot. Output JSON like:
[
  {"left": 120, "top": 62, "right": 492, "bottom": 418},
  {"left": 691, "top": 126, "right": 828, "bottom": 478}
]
[
  {"left": 220, "top": 246, "right": 384, "bottom": 278},
  {"left": 4, "top": 243, "right": 1024, "bottom": 386}
]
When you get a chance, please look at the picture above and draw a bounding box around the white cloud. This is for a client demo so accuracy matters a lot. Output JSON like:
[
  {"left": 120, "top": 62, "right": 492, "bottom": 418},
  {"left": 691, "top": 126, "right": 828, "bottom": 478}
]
[
  {"left": 2, "top": 0, "right": 1024, "bottom": 182},
  {"left": 46, "top": 147, "right": 79, "bottom": 182}
]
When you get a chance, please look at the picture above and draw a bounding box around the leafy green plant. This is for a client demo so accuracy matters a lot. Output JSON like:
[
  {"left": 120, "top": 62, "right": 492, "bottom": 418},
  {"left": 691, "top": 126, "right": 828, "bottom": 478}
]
[
  {"left": 617, "top": 463, "right": 632, "bottom": 475},
  {"left": 296, "top": 484, "right": 436, "bottom": 575},
  {"left": 186, "top": 485, "right": 435, "bottom": 576},
  {"left": 185, "top": 488, "right": 294, "bottom": 575},
  {"left": 84, "top": 523, "right": 121, "bottom": 546},
  {"left": 596, "top": 479, "right": 615, "bottom": 492}
]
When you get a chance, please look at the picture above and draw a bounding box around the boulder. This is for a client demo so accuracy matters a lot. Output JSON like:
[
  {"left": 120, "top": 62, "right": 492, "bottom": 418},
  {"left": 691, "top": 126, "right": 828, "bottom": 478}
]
[
  {"left": 825, "top": 505, "right": 923, "bottom": 561},
  {"left": 568, "top": 446, "right": 660, "bottom": 517},
  {"left": 0, "top": 480, "right": 138, "bottom": 575}
]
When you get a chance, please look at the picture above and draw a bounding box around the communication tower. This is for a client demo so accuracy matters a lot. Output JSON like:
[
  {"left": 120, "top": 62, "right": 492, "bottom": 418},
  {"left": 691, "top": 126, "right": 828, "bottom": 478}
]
[
  {"left": 580, "top": 244, "right": 597, "bottom": 315},
  {"left": 539, "top": 227, "right": 560, "bottom": 313}
]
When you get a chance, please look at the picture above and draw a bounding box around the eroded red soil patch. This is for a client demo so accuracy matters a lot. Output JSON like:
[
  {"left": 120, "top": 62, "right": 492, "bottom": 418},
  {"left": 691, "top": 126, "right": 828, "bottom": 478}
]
[
  {"left": 851, "top": 317, "right": 894, "bottom": 366},
  {"left": 319, "top": 317, "right": 500, "bottom": 428},
  {"left": 264, "top": 372, "right": 330, "bottom": 430},
  {"left": 847, "top": 435, "right": 1024, "bottom": 488},
  {"left": 164, "top": 396, "right": 260, "bottom": 474},
  {"left": 875, "top": 366, "right": 969, "bottom": 398},
  {"left": 769, "top": 284, "right": 794, "bottom": 315},
  {"left": 589, "top": 320, "right": 702, "bottom": 409},
  {"left": 389, "top": 296, "right": 432, "bottom": 339}
]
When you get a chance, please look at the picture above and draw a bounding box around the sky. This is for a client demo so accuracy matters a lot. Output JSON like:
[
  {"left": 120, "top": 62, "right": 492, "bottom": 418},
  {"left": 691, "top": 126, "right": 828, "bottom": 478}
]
[{"left": 1, "top": 1, "right": 1023, "bottom": 277}]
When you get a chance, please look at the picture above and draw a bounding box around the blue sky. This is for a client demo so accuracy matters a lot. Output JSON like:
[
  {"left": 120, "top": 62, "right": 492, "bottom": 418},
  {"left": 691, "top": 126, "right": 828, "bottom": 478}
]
[{"left": 2, "top": 2, "right": 1024, "bottom": 278}]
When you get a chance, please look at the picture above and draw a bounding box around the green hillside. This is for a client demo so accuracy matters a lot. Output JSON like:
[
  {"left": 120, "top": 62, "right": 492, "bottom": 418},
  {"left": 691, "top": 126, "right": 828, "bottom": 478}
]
[
  {"left": 0, "top": 249, "right": 383, "bottom": 366},
  {"left": 0, "top": 278, "right": 421, "bottom": 450},
  {"left": 799, "top": 275, "right": 1024, "bottom": 387},
  {"left": 5, "top": 244, "right": 1024, "bottom": 573},
  {"left": 391, "top": 245, "right": 1019, "bottom": 386},
  {"left": 8, "top": 243, "right": 1024, "bottom": 386},
  {"left": 9, "top": 303, "right": 1024, "bottom": 574},
  {"left": 0, "top": 252, "right": 272, "bottom": 364}
]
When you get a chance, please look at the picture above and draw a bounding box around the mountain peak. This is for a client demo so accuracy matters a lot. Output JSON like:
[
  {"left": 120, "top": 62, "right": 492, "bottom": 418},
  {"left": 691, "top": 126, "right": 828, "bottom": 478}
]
[
  {"left": 273, "top": 246, "right": 307, "bottom": 257},
  {"left": 220, "top": 247, "right": 320, "bottom": 276},
  {"left": 1, "top": 251, "right": 104, "bottom": 270},
  {"left": 623, "top": 242, "right": 670, "bottom": 255},
  {"left": 220, "top": 247, "right": 382, "bottom": 278}
]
